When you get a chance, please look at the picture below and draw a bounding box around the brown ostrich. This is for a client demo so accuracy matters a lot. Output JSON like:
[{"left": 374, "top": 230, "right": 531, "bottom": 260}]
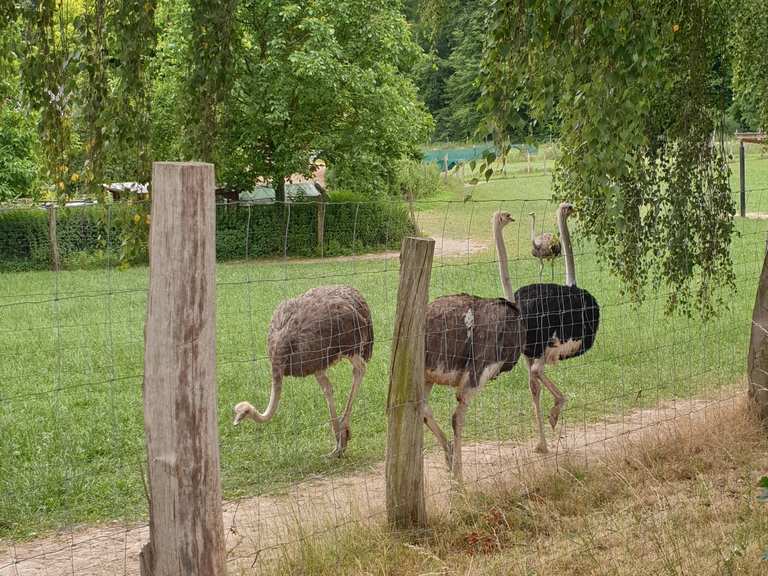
[
  {"left": 529, "top": 211, "right": 561, "bottom": 280},
  {"left": 422, "top": 212, "right": 526, "bottom": 482},
  {"left": 233, "top": 285, "right": 374, "bottom": 458}
]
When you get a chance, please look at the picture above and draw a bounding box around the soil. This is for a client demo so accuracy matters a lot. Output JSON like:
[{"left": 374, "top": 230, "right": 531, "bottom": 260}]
[{"left": 0, "top": 394, "right": 740, "bottom": 576}]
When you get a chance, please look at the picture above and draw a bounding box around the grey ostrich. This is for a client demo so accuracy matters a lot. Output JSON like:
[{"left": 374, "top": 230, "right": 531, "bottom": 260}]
[
  {"left": 529, "top": 211, "right": 561, "bottom": 280},
  {"left": 233, "top": 285, "right": 374, "bottom": 458},
  {"left": 422, "top": 212, "right": 526, "bottom": 482},
  {"left": 494, "top": 205, "right": 600, "bottom": 453}
]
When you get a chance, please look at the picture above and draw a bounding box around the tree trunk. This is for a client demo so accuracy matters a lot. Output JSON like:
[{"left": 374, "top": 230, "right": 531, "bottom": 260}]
[{"left": 748, "top": 247, "right": 768, "bottom": 424}]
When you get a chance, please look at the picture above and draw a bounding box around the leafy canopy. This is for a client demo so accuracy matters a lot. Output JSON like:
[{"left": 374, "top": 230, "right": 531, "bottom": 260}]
[{"left": 483, "top": 0, "right": 737, "bottom": 316}]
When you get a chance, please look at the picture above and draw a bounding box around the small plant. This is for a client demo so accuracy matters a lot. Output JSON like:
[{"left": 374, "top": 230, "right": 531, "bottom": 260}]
[{"left": 759, "top": 476, "right": 768, "bottom": 561}]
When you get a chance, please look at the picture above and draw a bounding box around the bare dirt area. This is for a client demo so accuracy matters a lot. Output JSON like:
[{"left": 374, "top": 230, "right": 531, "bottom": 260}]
[
  {"left": 255, "top": 236, "right": 488, "bottom": 267},
  {"left": 0, "top": 393, "right": 744, "bottom": 575}
]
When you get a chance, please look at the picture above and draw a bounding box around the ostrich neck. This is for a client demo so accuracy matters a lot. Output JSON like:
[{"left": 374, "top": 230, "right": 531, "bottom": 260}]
[
  {"left": 529, "top": 214, "right": 536, "bottom": 242},
  {"left": 493, "top": 222, "right": 515, "bottom": 302},
  {"left": 249, "top": 372, "right": 282, "bottom": 422},
  {"left": 557, "top": 210, "right": 576, "bottom": 286}
]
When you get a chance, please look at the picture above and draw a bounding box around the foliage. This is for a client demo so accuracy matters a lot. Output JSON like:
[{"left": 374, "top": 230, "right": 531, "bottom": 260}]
[
  {"left": 0, "top": 197, "right": 415, "bottom": 270},
  {"left": 730, "top": 0, "right": 768, "bottom": 132},
  {"left": 483, "top": 0, "right": 736, "bottom": 316},
  {"left": 18, "top": 0, "right": 81, "bottom": 202},
  {"left": 106, "top": 0, "right": 157, "bottom": 183},
  {"left": 0, "top": 19, "right": 40, "bottom": 201},
  {"left": 182, "top": 0, "right": 237, "bottom": 162},
  {"left": 223, "top": 0, "right": 433, "bottom": 200},
  {"left": 393, "top": 158, "right": 456, "bottom": 200}
]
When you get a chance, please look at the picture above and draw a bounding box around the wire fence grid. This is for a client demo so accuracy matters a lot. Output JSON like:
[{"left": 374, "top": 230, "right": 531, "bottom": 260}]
[{"left": 1, "top": 177, "right": 767, "bottom": 575}]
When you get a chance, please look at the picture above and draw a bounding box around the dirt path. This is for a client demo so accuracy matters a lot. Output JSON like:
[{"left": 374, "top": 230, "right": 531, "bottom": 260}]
[
  {"left": 251, "top": 236, "right": 488, "bottom": 267},
  {"left": 0, "top": 394, "right": 740, "bottom": 575}
]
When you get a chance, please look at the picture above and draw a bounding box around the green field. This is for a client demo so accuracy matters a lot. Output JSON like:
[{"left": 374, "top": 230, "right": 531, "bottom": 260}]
[{"left": 1, "top": 156, "right": 767, "bottom": 540}]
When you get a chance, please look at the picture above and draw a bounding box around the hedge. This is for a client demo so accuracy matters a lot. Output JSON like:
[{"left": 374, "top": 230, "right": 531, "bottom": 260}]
[{"left": 0, "top": 194, "right": 416, "bottom": 272}]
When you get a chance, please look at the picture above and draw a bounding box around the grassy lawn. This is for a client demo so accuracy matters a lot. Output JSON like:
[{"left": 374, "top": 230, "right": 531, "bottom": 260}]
[{"left": 1, "top": 156, "right": 767, "bottom": 540}]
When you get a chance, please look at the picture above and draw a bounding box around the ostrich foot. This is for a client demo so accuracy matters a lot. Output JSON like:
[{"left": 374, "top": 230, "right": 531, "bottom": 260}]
[{"left": 534, "top": 441, "right": 549, "bottom": 454}]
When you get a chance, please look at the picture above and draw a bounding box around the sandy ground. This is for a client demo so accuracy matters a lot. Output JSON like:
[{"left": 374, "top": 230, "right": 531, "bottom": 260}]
[{"left": 0, "top": 392, "right": 742, "bottom": 576}]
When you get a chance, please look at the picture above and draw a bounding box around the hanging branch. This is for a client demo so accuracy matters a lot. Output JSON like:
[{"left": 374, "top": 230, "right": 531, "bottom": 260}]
[
  {"left": 184, "top": 0, "right": 238, "bottom": 162},
  {"left": 20, "top": 0, "right": 77, "bottom": 203},
  {"left": 110, "top": 0, "right": 157, "bottom": 183}
]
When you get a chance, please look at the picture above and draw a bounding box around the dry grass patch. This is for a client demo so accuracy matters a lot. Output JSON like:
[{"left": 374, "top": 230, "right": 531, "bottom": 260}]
[{"left": 256, "top": 400, "right": 768, "bottom": 576}]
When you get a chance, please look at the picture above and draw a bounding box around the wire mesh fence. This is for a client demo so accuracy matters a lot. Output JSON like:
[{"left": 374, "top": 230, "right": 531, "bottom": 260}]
[{"left": 1, "top": 167, "right": 767, "bottom": 574}]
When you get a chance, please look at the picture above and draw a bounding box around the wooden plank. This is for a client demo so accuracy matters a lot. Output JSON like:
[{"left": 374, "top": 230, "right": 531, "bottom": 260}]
[
  {"left": 385, "top": 236, "right": 434, "bottom": 529},
  {"left": 141, "top": 162, "right": 226, "bottom": 575}
]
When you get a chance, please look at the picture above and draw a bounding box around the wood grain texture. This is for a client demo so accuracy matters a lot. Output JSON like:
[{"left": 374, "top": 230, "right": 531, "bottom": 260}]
[
  {"left": 385, "top": 237, "right": 434, "bottom": 529},
  {"left": 141, "top": 162, "right": 226, "bottom": 575},
  {"left": 749, "top": 248, "right": 768, "bottom": 424}
]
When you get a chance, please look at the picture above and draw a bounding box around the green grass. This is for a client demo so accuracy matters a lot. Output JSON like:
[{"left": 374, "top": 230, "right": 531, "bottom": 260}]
[{"left": 2, "top": 157, "right": 768, "bottom": 540}]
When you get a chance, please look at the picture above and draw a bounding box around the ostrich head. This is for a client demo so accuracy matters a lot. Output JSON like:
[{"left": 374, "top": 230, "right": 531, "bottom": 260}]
[
  {"left": 559, "top": 202, "right": 575, "bottom": 218},
  {"left": 233, "top": 401, "right": 255, "bottom": 425},
  {"left": 491, "top": 211, "right": 514, "bottom": 228}
]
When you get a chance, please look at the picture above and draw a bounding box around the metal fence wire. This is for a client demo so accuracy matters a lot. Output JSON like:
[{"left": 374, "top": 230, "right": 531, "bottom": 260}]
[{"left": 1, "top": 175, "right": 766, "bottom": 575}]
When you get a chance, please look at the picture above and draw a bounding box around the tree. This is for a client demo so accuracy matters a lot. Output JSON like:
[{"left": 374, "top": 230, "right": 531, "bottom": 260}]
[
  {"left": 483, "top": 0, "right": 738, "bottom": 316},
  {"left": 0, "top": 17, "right": 39, "bottom": 201},
  {"left": 221, "top": 0, "right": 432, "bottom": 199}
]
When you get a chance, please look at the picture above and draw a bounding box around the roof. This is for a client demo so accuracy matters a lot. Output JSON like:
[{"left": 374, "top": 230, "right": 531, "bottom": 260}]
[
  {"left": 239, "top": 182, "right": 322, "bottom": 204},
  {"left": 102, "top": 182, "right": 149, "bottom": 194}
]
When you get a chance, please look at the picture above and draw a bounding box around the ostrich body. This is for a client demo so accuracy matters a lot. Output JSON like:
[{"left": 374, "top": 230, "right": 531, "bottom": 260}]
[
  {"left": 529, "top": 212, "right": 561, "bottom": 280},
  {"left": 233, "top": 285, "right": 374, "bottom": 457},
  {"left": 422, "top": 212, "right": 526, "bottom": 481},
  {"left": 494, "top": 204, "right": 600, "bottom": 453}
]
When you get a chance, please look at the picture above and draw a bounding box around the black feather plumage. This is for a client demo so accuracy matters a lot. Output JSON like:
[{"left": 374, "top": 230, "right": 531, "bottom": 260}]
[{"left": 514, "top": 283, "right": 600, "bottom": 360}]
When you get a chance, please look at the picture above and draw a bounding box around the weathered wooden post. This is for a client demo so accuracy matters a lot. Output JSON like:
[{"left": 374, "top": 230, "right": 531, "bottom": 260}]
[
  {"left": 140, "top": 162, "right": 226, "bottom": 575},
  {"left": 739, "top": 140, "right": 746, "bottom": 218},
  {"left": 749, "top": 246, "right": 768, "bottom": 425},
  {"left": 386, "top": 237, "right": 434, "bottom": 529},
  {"left": 47, "top": 204, "right": 60, "bottom": 272}
]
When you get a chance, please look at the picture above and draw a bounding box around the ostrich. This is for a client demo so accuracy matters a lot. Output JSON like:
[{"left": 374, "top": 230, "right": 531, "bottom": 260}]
[
  {"left": 529, "top": 211, "right": 561, "bottom": 280},
  {"left": 233, "top": 285, "right": 374, "bottom": 458},
  {"left": 493, "top": 204, "right": 600, "bottom": 453},
  {"left": 422, "top": 212, "right": 526, "bottom": 481}
]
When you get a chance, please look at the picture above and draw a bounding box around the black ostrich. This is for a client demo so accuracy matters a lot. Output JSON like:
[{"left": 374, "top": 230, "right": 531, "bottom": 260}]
[
  {"left": 423, "top": 212, "right": 526, "bottom": 482},
  {"left": 493, "top": 203, "right": 600, "bottom": 453}
]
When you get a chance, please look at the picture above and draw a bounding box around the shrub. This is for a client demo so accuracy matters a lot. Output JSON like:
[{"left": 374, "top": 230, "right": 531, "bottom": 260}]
[{"left": 0, "top": 195, "right": 415, "bottom": 271}]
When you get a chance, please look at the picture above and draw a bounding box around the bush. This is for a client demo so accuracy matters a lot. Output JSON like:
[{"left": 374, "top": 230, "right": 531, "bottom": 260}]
[
  {"left": 0, "top": 195, "right": 416, "bottom": 271},
  {"left": 216, "top": 192, "right": 416, "bottom": 261}
]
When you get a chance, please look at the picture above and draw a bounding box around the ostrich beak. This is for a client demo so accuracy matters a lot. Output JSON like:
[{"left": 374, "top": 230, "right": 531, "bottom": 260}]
[
  {"left": 528, "top": 212, "right": 535, "bottom": 216},
  {"left": 233, "top": 411, "right": 245, "bottom": 426}
]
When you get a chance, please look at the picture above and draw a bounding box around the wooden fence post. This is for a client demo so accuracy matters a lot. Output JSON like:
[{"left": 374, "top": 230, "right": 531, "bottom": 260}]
[
  {"left": 140, "top": 162, "right": 226, "bottom": 575},
  {"left": 386, "top": 236, "right": 434, "bottom": 529},
  {"left": 739, "top": 140, "right": 746, "bottom": 218},
  {"left": 47, "top": 205, "right": 60, "bottom": 272}
]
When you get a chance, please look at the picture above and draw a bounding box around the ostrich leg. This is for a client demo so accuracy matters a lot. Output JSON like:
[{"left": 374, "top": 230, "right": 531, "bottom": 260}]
[
  {"left": 526, "top": 357, "right": 549, "bottom": 453},
  {"left": 336, "top": 355, "right": 365, "bottom": 455},
  {"left": 538, "top": 260, "right": 544, "bottom": 281},
  {"left": 422, "top": 381, "right": 452, "bottom": 469},
  {"left": 534, "top": 358, "right": 567, "bottom": 429},
  {"left": 450, "top": 385, "right": 477, "bottom": 483},
  {"left": 316, "top": 371, "right": 343, "bottom": 457}
]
